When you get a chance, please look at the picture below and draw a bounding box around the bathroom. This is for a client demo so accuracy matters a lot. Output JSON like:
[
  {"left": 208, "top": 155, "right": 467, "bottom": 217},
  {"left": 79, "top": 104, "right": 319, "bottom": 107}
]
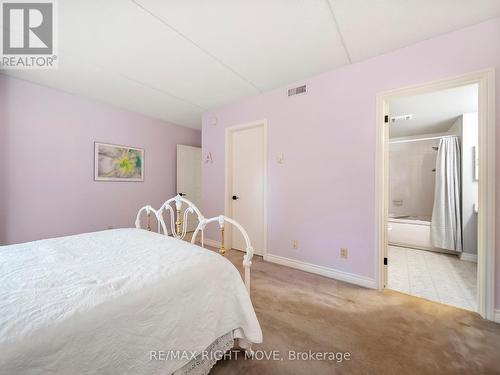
[{"left": 387, "top": 84, "right": 478, "bottom": 311}]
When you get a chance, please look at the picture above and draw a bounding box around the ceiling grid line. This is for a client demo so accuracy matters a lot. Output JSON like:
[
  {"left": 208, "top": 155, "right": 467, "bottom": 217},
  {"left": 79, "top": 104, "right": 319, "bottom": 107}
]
[
  {"left": 130, "top": 0, "right": 262, "bottom": 94},
  {"left": 325, "top": 0, "right": 353, "bottom": 64},
  {"left": 5, "top": 1, "right": 500, "bottom": 129}
]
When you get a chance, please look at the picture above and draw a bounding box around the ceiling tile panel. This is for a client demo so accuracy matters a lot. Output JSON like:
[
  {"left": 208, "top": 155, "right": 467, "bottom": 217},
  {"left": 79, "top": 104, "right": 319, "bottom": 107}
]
[
  {"left": 56, "top": 0, "right": 258, "bottom": 111},
  {"left": 135, "top": 0, "right": 349, "bottom": 91},
  {"left": 329, "top": 0, "right": 500, "bottom": 62}
]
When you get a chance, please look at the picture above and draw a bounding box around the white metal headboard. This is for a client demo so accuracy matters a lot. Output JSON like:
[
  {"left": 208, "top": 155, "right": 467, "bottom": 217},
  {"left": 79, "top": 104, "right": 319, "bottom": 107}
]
[
  {"left": 191, "top": 215, "right": 254, "bottom": 293},
  {"left": 135, "top": 197, "right": 254, "bottom": 295},
  {"left": 156, "top": 195, "right": 205, "bottom": 244},
  {"left": 134, "top": 205, "right": 162, "bottom": 232},
  {"left": 134, "top": 195, "right": 204, "bottom": 239}
]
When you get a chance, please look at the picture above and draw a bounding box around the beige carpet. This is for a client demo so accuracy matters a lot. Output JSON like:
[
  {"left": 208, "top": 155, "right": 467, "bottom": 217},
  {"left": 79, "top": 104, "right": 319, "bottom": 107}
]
[{"left": 206, "top": 249, "right": 500, "bottom": 375}]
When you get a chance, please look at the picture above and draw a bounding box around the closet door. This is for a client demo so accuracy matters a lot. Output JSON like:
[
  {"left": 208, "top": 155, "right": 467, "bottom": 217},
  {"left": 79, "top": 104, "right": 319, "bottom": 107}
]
[
  {"left": 228, "top": 125, "right": 265, "bottom": 255},
  {"left": 176, "top": 145, "right": 202, "bottom": 232}
]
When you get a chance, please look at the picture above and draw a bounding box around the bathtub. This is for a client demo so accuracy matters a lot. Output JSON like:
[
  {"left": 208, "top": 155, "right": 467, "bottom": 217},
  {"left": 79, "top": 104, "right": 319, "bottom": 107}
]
[{"left": 388, "top": 215, "right": 447, "bottom": 252}]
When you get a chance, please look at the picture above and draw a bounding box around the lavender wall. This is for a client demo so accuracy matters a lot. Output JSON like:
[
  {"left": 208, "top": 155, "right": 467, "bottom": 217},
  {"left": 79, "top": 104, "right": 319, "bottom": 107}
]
[
  {"left": 202, "top": 18, "right": 500, "bottom": 306},
  {"left": 0, "top": 74, "right": 201, "bottom": 245}
]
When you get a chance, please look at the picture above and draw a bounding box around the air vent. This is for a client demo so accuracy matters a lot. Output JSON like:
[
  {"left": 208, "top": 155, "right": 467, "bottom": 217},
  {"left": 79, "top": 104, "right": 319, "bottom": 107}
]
[{"left": 288, "top": 85, "right": 307, "bottom": 97}]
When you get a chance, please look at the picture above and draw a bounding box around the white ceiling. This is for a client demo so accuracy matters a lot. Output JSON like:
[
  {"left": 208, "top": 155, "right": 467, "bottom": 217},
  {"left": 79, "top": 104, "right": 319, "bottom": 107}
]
[
  {"left": 389, "top": 83, "right": 478, "bottom": 138},
  {"left": 2, "top": 1, "right": 499, "bottom": 129}
]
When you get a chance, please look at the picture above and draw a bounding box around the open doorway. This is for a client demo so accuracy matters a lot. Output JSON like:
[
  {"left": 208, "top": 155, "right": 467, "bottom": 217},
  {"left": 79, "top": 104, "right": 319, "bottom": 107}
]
[
  {"left": 375, "top": 70, "right": 496, "bottom": 320},
  {"left": 387, "top": 84, "right": 478, "bottom": 311}
]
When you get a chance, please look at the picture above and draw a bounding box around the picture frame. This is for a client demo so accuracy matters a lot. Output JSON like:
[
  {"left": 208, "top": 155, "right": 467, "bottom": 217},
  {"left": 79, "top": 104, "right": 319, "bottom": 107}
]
[{"left": 94, "top": 142, "right": 144, "bottom": 182}]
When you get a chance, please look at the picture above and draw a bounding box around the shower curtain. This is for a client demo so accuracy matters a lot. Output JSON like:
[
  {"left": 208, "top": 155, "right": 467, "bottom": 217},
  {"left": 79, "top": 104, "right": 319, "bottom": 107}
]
[{"left": 431, "top": 136, "right": 462, "bottom": 252}]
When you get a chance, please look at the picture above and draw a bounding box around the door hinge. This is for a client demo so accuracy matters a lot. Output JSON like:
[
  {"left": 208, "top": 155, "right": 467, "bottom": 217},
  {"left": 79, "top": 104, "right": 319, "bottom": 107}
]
[
  {"left": 384, "top": 257, "right": 388, "bottom": 266},
  {"left": 384, "top": 115, "right": 389, "bottom": 123}
]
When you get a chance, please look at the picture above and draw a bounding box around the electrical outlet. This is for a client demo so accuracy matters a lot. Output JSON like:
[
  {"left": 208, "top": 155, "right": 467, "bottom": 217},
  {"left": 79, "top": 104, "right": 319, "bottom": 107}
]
[
  {"left": 340, "top": 248, "right": 348, "bottom": 259},
  {"left": 291, "top": 240, "right": 299, "bottom": 249}
]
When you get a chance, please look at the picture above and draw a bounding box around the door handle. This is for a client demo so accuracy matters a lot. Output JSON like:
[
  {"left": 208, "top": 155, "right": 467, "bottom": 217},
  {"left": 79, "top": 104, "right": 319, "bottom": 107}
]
[
  {"left": 232, "top": 195, "right": 239, "bottom": 200},
  {"left": 178, "top": 193, "right": 187, "bottom": 196}
]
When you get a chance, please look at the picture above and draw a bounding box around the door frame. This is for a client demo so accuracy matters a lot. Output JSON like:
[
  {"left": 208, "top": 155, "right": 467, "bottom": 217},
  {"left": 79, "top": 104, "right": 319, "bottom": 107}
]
[
  {"left": 224, "top": 119, "right": 268, "bottom": 257},
  {"left": 374, "top": 69, "right": 496, "bottom": 320}
]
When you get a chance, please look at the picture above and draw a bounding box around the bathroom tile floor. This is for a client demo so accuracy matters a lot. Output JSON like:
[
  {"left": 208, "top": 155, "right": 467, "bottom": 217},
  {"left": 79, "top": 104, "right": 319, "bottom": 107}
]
[{"left": 387, "top": 246, "right": 477, "bottom": 311}]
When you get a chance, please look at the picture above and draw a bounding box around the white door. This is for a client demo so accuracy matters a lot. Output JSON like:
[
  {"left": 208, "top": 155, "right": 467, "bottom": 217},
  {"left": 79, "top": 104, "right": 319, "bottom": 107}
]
[
  {"left": 228, "top": 124, "right": 265, "bottom": 255},
  {"left": 176, "top": 145, "right": 202, "bottom": 232}
]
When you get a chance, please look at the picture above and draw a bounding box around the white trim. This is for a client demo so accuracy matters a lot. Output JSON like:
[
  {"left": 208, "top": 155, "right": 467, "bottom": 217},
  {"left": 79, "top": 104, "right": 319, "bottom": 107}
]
[
  {"left": 460, "top": 252, "right": 478, "bottom": 263},
  {"left": 264, "top": 254, "right": 376, "bottom": 289},
  {"left": 202, "top": 238, "right": 253, "bottom": 256},
  {"left": 375, "top": 69, "right": 496, "bottom": 321},
  {"left": 494, "top": 309, "right": 500, "bottom": 324},
  {"left": 202, "top": 238, "right": 221, "bottom": 248},
  {"left": 224, "top": 120, "right": 268, "bottom": 257}
]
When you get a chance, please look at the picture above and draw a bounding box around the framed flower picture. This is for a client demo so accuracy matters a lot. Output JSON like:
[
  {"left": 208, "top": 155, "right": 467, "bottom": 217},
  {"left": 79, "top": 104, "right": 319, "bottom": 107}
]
[{"left": 94, "top": 142, "right": 144, "bottom": 182}]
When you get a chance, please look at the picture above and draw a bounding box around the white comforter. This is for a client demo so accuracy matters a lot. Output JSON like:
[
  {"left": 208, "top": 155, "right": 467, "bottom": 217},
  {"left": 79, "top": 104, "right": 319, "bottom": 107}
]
[{"left": 0, "top": 229, "right": 262, "bottom": 374}]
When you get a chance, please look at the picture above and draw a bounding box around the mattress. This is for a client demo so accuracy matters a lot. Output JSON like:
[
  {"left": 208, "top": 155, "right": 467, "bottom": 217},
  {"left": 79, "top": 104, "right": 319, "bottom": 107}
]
[{"left": 0, "top": 228, "right": 262, "bottom": 374}]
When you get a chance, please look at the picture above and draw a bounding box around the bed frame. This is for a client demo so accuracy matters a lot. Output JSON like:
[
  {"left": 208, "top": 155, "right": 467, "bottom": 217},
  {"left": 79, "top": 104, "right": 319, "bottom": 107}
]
[
  {"left": 135, "top": 195, "right": 254, "bottom": 294},
  {"left": 157, "top": 195, "right": 205, "bottom": 244}
]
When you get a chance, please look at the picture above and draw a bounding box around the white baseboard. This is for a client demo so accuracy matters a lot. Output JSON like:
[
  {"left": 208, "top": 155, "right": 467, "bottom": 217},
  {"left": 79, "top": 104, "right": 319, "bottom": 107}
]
[
  {"left": 203, "top": 238, "right": 221, "bottom": 248},
  {"left": 264, "top": 254, "right": 376, "bottom": 289},
  {"left": 494, "top": 310, "right": 500, "bottom": 324},
  {"left": 460, "top": 252, "right": 478, "bottom": 263}
]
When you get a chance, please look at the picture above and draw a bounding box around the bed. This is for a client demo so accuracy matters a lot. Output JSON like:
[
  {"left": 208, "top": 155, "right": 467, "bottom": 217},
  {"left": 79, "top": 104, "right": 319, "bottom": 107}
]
[{"left": 0, "top": 196, "right": 262, "bottom": 374}]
